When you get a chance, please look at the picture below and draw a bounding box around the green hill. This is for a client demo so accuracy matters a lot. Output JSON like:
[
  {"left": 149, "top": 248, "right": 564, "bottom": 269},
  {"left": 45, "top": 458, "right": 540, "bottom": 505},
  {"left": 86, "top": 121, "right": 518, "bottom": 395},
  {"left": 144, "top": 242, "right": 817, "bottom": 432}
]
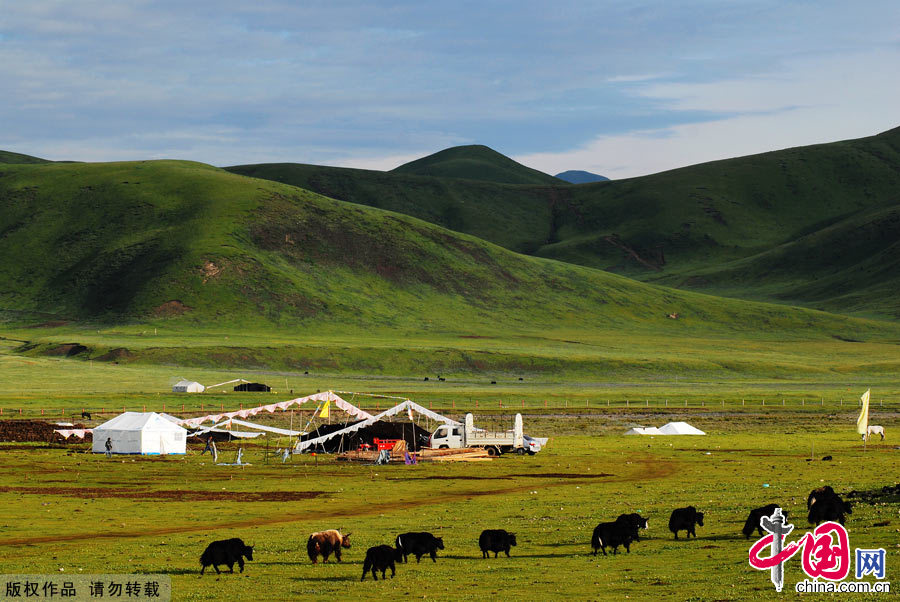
[
  {"left": 229, "top": 127, "right": 900, "bottom": 317},
  {"left": 0, "top": 150, "right": 51, "bottom": 164},
  {"left": 224, "top": 162, "right": 557, "bottom": 254},
  {"left": 390, "top": 144, "right": 562, "bottom": 185},
  {"left": 0, "top": 159, "right": 884, "bottom": 339},
  {"left": 542, "top": 125, "right": 900, "bottom": 316}
]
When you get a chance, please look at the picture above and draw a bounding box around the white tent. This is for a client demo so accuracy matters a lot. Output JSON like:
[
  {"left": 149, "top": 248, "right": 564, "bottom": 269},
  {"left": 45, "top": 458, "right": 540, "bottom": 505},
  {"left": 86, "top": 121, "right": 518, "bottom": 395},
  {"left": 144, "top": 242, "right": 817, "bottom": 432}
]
[
  {"left": 92, "top": 412, "right": 188, "bottom": 455},
  {"left": 177, "top": 390, "right": 372, "bottom": 428},
  {"left": 172, "top": 379, "right": 205, "bottom": 393},
  {"left": 624, "top": 426, "right": 663, "bottom": 435},
  {"left": 658, "top": 421, "right": 706, "bottom": 435},
  {"left": 296, "top": 399, "right": 459, "bottom": 453}
]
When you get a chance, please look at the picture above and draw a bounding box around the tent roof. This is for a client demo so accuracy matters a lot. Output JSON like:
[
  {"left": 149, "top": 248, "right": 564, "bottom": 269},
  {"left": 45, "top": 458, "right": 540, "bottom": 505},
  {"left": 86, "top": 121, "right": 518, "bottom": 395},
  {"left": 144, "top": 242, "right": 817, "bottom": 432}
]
[
  {"left": 658, "top": 421, "right": 706, "bottom": 435},
  {"left": 296, "top": 399, "right": 459, "bottom": 452},
  {"left": 191, "top": 427, "right": 264, "bottom": 439},
  {"left": 158, "top": 413, "right": 183, "bottom": 424},
  {"left": 624, "top": 426, "right": 663, "bottom": 435},
  {"left": 94, "top": 412, "right": 187, "bottom": 432}
]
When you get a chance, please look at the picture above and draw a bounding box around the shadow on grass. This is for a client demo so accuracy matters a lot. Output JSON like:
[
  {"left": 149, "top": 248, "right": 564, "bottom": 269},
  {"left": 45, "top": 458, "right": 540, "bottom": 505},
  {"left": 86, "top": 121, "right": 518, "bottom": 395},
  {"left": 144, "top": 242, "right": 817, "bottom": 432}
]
[
  {"left": 450, "top": 552, "right": 576, "bottom": 559},
  {"left": 292, "top": 575, "right": 358, "bottom": 583},
  {"left": 141, "top": 568, "right": 225, "bottom": 576}
]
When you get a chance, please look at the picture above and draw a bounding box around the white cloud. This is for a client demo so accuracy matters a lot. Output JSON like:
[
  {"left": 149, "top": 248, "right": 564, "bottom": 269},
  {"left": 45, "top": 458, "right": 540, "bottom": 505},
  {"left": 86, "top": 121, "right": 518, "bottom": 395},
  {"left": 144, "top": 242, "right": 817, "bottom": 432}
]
[
  {"left": 515, "top": 49, "right": 900, "bottom": 179},
  {"left": 605, "top": 73, "right": 673, "bottom": 83}
]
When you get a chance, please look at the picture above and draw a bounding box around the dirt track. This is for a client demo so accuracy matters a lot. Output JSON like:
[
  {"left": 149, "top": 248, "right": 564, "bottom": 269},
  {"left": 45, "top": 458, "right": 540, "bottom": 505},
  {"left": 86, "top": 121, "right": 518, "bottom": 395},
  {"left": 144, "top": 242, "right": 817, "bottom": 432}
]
[
  {"left": 0, "top": 454, "right": 677, "bottom": 547},
  {"left": 0, "top": 486, "right": 323, "bottom": 502}
]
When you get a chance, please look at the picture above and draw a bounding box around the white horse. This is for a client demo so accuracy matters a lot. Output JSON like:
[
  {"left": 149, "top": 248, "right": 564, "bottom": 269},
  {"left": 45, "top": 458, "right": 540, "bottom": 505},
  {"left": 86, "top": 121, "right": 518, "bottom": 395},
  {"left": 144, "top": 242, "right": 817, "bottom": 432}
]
[{"left": 862, "top": 425, "right": 885, "bottom": 441}]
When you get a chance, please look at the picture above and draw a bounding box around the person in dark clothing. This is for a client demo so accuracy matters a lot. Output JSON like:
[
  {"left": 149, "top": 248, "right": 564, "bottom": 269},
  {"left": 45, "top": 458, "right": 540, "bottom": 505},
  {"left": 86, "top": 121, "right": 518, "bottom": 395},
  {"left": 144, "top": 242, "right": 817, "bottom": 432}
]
[{"left": 104, "top": 437, "right": 113, "bottom": 458}]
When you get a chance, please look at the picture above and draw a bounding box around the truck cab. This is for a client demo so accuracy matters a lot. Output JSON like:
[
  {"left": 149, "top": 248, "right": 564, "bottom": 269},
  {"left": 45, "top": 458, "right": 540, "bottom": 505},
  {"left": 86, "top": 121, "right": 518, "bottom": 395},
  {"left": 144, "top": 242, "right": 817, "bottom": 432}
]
[{"left": 430, "top": 424, "right": 464, "bottom": 449}]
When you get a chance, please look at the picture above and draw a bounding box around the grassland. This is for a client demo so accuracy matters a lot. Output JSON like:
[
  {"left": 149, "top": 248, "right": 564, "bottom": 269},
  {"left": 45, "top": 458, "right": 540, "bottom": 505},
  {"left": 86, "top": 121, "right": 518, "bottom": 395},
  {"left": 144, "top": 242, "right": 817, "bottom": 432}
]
[{"left": 0, "top": 408, "right": 896, "bottom": 601}]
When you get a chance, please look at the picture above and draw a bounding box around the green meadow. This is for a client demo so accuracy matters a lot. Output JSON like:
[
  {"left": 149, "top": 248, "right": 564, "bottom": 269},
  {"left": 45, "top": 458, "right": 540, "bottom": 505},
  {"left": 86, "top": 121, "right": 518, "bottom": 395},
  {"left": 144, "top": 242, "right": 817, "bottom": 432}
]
[{"left": 0, "top": 412, "right": 895, "bottom": 601}]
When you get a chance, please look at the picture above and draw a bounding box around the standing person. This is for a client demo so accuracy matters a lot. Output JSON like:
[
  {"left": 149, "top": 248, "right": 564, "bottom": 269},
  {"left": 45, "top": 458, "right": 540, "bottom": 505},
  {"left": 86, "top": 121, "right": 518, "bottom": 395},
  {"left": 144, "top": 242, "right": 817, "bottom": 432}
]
[
  {"left": 104, "top": 437, "right": 113, "bottom": 458},
  {"left": 201, "top": 436, "right": 213, "bottom": 455}
]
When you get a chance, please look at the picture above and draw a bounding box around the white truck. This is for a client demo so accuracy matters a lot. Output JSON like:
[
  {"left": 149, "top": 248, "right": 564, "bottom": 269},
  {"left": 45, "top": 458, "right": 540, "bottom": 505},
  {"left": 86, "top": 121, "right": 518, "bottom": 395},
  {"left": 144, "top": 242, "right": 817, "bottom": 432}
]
[{"left": 429, "top": 413, "right": 544, "bottom": 456}]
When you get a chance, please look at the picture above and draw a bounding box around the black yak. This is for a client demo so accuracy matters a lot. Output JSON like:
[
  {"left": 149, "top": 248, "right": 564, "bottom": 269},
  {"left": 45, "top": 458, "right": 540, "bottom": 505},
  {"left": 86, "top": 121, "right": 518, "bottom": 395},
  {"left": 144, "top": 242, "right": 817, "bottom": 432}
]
[
  {"left": 478, "top": 529, "right": 517, "bottom": 558},
  {"left": 199, "top": 538, "right": 254, "bottom": 574},
  {"left": 591, "top": 521, "right": 636, "bottom": 555},
  {"left": 668, "top": 506, "right": 704, "bottom": 539},
  {"left": 361, "top": 545, "right": 402, "bottom": 581},
  {"left": 743, "top": 504, "right": 785, "bottom": 538},
  {"left": 307, "top": 529, "right": 351, "bottom": 564},
  {"left": 807, "top": 486, "right": 852, "bottom": 525},
  {"left": 616, "top": 513, "right": 649, "bottom": 541},
  {"left": 395, "top": 532, "right": 444, "bottom": 563}
]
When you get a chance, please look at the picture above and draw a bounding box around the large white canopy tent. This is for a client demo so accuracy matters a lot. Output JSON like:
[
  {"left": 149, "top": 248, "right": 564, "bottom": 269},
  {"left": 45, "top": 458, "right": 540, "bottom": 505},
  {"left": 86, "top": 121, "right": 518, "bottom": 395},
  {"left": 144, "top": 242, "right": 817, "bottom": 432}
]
[
  {"left": 177, "top": 390, "right": 373, "bottom": 429},
  {"left": 295, "top": 399, "right": 460, "bottom": 452},
  {"left": 92, "top": 412, "right": 188, "bottom": 455}
]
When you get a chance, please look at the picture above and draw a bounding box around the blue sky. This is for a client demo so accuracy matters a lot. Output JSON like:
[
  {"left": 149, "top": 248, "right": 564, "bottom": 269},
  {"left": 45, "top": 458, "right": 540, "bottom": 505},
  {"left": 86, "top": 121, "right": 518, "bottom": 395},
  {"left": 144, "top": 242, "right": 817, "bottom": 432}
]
[{"left": 1, "top": 1, "right": 898, "bottom": 178}]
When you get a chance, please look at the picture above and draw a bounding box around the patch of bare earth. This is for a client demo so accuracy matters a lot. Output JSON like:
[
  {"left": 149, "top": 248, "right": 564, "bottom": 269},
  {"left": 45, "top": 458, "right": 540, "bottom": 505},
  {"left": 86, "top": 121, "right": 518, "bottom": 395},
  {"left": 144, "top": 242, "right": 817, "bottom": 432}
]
[
  {"left": 152, "top": 300, "right": 191, "bottom": 317},
  {"left": 0, "top": 486, "right": 322, "bottom": 502}
]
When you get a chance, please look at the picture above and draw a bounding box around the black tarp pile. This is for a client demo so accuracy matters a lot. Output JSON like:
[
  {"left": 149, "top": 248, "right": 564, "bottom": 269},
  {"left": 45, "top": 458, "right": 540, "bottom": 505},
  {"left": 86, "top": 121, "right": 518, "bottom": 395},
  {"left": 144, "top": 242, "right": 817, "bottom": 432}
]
[
  {"left": 300, "top": 420, "right": 431, "bottom": 453},
  {"left": 234, "top": 382, "right": 271, "bottom": 392}
]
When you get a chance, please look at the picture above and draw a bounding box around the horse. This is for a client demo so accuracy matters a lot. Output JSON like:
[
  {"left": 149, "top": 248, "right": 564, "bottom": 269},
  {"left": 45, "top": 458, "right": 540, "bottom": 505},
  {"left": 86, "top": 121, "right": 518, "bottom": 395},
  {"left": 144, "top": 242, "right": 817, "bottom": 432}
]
[{"left": 863, "top": 426, "right": 885, "bottom": 441}]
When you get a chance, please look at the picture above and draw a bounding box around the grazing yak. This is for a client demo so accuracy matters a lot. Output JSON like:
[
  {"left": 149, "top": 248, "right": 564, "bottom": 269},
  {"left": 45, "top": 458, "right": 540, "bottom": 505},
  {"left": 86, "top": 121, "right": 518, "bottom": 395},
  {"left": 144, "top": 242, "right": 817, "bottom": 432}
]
[
  {"left": 668, "top": 506, "right": 704, "bottom": 539},
  {"left": 361, "top": 545, "right": 402, "bottom": 581},
  {"left": 307, "top": 529, "right": 352, "bottom": 564},
  {"left": 395, "top": 532, "right": 444, "bottom": 563},
  {"left": 807, "top": 486, "right": 852, "bottom": 525},
  {"left": 199, "top": 538, "right": 254, "bottom": 574},
  {"left": 478, "top": 529, "right": 517, "bottom": 558},
  {"left": 591, "top": 521, "right": 637, "bottom": 555},
  {"left": 616, "top": 513, "right": 649, "bottom": 541},
  {"left": 743, "top": 504, "right": 786, "bottom": 539}
]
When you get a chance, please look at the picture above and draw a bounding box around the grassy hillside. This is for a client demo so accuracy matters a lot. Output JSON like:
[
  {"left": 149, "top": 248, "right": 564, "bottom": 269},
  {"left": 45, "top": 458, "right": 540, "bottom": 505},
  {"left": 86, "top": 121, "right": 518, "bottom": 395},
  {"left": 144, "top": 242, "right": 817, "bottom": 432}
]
[
  {"left": 224, "top": 162, "right": 557, "bottom": 254},
  {"left": 0, "top": 149, "right": 51, "bottom": 164},
  {"left": 2, "top": 159, "right": 895, "bottom": 337},
  {"left": 230, "top": 127, "right": 900, "bottom": 317},
  {"left": 546, "top": 125, "right": 900, "bottom": 265},
  {"left": 391, "top": 144, "right": 563, "bottom": 185}
]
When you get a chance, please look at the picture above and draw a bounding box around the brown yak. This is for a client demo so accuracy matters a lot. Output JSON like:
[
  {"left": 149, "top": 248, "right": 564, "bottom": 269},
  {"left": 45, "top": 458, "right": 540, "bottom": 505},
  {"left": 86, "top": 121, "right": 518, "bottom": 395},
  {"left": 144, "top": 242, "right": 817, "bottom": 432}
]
[{"left": 307, "top": 529, "right": 352, "bottom": 563}]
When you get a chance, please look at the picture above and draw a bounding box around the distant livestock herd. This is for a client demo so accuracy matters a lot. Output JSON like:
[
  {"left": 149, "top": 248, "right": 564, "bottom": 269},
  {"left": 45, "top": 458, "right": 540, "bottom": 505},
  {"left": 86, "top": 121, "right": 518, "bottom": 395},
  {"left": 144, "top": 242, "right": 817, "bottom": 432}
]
[{"left": 198, "top": 485, "right": 855, "bottom": 579}]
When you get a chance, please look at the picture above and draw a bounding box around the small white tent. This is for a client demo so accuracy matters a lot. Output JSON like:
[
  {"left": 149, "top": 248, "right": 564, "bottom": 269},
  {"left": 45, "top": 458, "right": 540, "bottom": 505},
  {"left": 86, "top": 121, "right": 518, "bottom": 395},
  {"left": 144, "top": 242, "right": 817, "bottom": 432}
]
[
  {"left": 624, "top": 426, "right": 663, "bottom": 435},
  {"left": 658, "top": 421, "right": 706, "bottom": 435},
  {"left": 172, "top": 379, "right": 205, "bottom": 393},
  {"left": 92, "top": 412, "right": 188, "bottom": 455}
]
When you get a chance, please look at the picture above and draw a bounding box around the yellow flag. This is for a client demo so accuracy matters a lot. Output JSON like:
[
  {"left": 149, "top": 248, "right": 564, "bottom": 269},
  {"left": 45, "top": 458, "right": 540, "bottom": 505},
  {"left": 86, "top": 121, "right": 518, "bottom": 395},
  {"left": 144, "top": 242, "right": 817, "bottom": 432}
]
[
  {"left": 856, "top": 389, "right": 870, "bottom": 435},
  {"left": 319, "top": 400, "right": 330, "bottom": 419}
]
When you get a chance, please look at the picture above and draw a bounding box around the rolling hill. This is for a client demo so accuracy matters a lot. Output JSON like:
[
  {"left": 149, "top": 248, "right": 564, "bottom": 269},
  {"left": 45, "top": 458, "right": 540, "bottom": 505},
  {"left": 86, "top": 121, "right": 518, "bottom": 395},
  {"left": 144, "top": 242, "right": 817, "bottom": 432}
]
[
  {"left": 224, "top": 162, "right": 557, "bottom": 254},
  {"left": 228, "top": 126, "right": 900, "bottom": 317},
  {"left": 0, "top": 159, "right": 885, "bottom": 339},
  {"left": 390, "top": 144, "right": 562, "bottom": 185},
  {"left": 0, "top": 150, "right": 50, "bottom": 164}
]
